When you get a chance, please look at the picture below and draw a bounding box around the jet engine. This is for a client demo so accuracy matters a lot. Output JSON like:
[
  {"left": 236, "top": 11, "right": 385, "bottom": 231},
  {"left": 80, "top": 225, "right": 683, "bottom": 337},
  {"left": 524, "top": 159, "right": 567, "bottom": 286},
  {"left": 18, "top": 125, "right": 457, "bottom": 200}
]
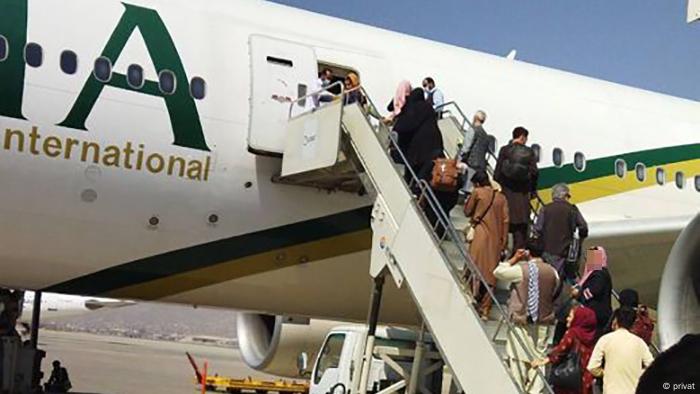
[
  {"left": 658, "top": 214, "right": 700, "bottom": 349},
  {"left": 236, "top": 313, "right": 338, "bottom": 378}
]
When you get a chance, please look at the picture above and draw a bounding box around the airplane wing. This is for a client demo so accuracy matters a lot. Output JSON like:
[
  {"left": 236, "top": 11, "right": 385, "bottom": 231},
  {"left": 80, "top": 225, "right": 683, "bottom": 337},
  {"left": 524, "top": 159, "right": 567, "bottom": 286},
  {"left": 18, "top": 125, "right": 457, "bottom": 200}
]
[
  {"left": 588, "top": 215, "right": 691, "bottom": 240},
  {"left": 83, "top": 299, "right": 137, "bottom": 311},
  {"left": 584, "top": 215, "right": 692, "bottom": 306}
]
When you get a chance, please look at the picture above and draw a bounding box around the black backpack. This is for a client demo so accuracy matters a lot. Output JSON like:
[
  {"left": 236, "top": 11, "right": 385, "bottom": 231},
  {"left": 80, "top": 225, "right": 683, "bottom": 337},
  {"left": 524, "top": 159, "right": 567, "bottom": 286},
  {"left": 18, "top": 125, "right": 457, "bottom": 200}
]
[{"left": 500, "top": 144, "right": 534, "bottom": 181}]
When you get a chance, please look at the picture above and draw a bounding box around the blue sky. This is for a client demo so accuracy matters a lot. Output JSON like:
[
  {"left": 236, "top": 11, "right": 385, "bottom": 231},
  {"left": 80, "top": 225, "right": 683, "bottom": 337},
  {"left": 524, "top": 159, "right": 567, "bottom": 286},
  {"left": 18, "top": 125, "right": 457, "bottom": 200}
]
[{"left": 269, "top": 0, "right": 700, "bottom": 101}]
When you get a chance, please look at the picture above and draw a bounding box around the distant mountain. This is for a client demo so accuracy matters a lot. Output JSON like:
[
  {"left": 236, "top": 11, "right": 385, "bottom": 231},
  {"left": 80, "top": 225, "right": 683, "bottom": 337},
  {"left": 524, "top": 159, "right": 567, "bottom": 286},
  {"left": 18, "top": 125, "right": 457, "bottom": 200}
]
[{"left": 42, "top": 303, "right": 238, "bottom": 341}]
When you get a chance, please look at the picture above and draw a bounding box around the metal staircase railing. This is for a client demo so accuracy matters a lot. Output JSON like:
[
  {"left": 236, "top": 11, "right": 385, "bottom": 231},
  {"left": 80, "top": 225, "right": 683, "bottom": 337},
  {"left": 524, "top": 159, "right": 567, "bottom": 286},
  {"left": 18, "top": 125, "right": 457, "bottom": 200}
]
[
  {"left": 436, "top": 101, "right": 545, "bottom": 243},
  {"left": 342, "top": 86, "right": 555, "bottom": 393},
  {"left": 283, "top": 83, "right": 557, "bottom": 392},
  {"left": 436, "top": 103, "right": 661, "bottom": 359}
]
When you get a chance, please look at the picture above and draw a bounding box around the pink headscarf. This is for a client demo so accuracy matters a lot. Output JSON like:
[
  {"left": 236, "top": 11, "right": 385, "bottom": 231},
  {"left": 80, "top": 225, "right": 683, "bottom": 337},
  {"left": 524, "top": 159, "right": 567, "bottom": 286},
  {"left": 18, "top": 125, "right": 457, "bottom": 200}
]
[
  {"left": 578, "top": 246, "right": 608, "bottom": 286},
  {"left": 392, "top": 80, "right": 412, "bottom": 117}
]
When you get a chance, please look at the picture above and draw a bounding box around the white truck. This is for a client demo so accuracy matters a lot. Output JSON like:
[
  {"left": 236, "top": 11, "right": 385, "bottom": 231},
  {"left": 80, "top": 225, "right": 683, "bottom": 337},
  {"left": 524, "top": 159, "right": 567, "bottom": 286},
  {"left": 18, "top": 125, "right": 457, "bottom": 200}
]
[{"left": 304, "top": 325, "right": 448, "bottom": 394}]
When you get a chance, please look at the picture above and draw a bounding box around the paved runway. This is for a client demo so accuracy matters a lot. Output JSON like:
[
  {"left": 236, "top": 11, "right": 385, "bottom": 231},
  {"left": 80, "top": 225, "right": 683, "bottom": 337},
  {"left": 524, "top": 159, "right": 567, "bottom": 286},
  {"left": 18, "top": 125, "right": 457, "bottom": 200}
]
[{"left": 38, "top": 330, "right": 279, "bottom": 394}]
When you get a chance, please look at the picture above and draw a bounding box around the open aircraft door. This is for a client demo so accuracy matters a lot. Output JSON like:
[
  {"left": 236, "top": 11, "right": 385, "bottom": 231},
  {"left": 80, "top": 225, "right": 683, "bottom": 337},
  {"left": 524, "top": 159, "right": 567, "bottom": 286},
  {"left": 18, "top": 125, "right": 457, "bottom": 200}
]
[{"left": 248, "top": 35, "right": 318, "bottom": 155}]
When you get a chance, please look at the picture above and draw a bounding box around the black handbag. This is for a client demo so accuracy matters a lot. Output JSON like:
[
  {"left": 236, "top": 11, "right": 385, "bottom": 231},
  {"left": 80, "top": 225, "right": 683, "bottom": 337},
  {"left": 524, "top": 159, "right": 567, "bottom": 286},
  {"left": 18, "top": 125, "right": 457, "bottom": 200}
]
[
  {"left": 549, "top": 348, "right": 583, "bottom": 391},
  {"left": 566, "top": 205, "right": 583, "bottom": 263}
]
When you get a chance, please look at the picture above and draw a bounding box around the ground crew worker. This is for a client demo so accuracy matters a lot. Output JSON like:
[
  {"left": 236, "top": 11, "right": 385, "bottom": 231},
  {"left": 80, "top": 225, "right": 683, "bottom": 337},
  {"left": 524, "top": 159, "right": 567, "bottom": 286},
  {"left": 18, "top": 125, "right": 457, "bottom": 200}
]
[{"left": 44, "top": 360, "right": 72, "bottom": 393}]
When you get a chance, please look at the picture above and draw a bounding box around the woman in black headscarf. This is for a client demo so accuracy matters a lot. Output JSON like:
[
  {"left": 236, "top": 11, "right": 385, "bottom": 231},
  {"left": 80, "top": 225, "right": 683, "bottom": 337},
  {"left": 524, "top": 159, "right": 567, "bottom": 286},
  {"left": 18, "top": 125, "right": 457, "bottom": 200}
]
[
  {"left": 392, "top": 88, "right": 444, "bottom": 180},
  {"left": 393, "top": 88, "right": 455, "bottom": 236}
]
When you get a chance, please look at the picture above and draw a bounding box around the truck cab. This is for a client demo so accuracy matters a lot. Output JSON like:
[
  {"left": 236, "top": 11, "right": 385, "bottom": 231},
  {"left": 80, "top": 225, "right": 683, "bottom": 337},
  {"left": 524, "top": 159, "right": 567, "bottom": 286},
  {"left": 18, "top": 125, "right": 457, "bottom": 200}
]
[{"left": 308, "top": 325, "right": 444, "bottom": 394}]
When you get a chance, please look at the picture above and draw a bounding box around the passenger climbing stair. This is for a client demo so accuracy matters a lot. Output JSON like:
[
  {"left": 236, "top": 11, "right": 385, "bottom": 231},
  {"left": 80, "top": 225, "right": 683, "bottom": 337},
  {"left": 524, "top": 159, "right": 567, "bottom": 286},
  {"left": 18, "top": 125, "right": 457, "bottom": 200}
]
[{"left": 276, "top": 87, "right": 555, "bottom": 394}]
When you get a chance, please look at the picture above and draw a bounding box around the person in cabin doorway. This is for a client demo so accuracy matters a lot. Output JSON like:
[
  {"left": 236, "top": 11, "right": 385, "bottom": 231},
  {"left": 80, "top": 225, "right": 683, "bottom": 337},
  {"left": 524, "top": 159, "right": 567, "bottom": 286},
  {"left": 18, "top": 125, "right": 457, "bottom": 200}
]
[
  {"left": 463, "top": 170, "right": 509, "bottom": 320},
  {"left": 587, "top": 307, "right": 654, "bottom": 394},
  {"left": 458, "top": 110, "right": 490, "bottom": 202},
  {"left": 308, "top": 68, "right": 335, "bottom": 110},
  {"left": 343, "top": 72, "right": 364, "bottom": 106},
  {"left": 494, "top": 127, "right": 539, "bottom": 253},
  {"left": 494, "top": 242, "right": 559, "bottom": 393},
  {"left": 422, "top": 77, "right": 444, "bottom": 110},
  {"left": 319, "top": 67, "right": 333, "bottom": 87}
]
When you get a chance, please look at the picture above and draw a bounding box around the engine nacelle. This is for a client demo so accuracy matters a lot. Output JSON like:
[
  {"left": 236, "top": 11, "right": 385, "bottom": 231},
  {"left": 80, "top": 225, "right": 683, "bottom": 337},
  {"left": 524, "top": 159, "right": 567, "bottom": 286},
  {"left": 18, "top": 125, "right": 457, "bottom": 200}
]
[
  {"left": 236, "top": 313, "right": 337, "bottom": 378},
  {"left": 658, "top": 214, "right": 700, "bottom": 349}
]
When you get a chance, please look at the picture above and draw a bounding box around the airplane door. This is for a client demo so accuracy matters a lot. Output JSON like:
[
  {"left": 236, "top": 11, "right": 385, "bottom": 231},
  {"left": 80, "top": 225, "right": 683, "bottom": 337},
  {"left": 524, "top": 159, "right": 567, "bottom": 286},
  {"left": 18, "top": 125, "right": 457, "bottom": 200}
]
[{"left": 248, "top": 35, "right": 318, "bottom": 155}]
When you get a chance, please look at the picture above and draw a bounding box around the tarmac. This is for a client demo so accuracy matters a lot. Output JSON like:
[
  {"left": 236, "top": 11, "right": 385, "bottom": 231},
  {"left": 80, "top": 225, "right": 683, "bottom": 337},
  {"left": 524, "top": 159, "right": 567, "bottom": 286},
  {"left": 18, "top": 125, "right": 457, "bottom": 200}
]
[{"left": 38, "top": 330, "right": 279, "bottom": 394}]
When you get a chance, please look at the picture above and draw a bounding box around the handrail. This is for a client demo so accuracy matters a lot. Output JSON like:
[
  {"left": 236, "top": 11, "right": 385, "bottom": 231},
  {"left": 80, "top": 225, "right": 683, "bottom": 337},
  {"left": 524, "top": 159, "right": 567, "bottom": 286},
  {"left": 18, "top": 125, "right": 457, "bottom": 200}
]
[
  {"left": 436, "top": 101, "right": 474, "bottom": 132},
  {"left": 436, "top": 101, "right": 499, "bottom": 166},
  {"left": 438, "top": 99, "right": 661, "bottom": 372},
  {"left": 351, "top": 86, "right": 555, "bottom": 394},
  {"left": 288, "top": 80, "right": 345, "bottom": 119},
  {"left": 437, "top": 101, "right": 544, "bottom": 235}
]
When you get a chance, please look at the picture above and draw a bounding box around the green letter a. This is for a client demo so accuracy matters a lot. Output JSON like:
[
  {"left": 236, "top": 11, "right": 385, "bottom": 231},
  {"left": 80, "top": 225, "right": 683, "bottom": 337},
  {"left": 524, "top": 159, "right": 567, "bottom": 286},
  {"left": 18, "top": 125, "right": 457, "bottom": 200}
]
[
  {"left": 59, "top": 3, "right": 209, "bottom": 151},
  {"left": 0, "top": 0, "right": 28, "bottom": 120}
]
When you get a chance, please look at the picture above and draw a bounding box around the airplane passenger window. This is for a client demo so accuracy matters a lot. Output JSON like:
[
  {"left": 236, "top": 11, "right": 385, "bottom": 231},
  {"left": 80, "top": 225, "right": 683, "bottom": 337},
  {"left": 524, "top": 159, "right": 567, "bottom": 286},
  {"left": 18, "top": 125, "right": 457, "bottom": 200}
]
[
  {"left": 656, "top": 168, "right": 666, "bottom": 185},
  {"left": 93, "top": 57, "right": 112, "bottom": 82},
  {"left": 266, "top": 56, "right": 293, "bottom": 67},
  {"left": 60, "top": 50, "right": 78, "bottom": 75},
  {"left": 190, "top": 77, "right": 206, "bottom": 100},
  {"left": 573, "top": 152, "right": 586, "bottom": 172},
  {"left": 531, "top": 144, "right": 541, "bottom": 163},
  {"left": 0, "top": 35, "right": 7, "bottom": 62},
  {"left": 158, "top": 70, "right": 176, "bottom": 95},
  {"left": 675, "top": 171, "right": 685, "bottom": 189},
  {"left": 635, "top": 163, "right": 646, "bottom": 182},
  {"left": 614, "top": 159, "right": 627, "bottom": 178},
  {"left": 24, "top": 43, "right": 43, "bottom": 68},
  {"left": 553, "top": 148, "right": 564, "bottom": 167},
  {"left": 695, "top": 176, "right": 700, "bottom": 192},
  {"left": 127, "top": 64, "right": 144, "bottom": 89}
]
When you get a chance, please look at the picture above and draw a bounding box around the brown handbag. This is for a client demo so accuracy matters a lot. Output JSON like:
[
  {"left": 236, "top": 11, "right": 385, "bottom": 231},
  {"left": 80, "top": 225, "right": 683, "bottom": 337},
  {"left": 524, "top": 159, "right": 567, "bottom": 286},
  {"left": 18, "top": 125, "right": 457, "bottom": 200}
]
[{"left": 430, "top": 158, "right": 459, "bottom": 192}]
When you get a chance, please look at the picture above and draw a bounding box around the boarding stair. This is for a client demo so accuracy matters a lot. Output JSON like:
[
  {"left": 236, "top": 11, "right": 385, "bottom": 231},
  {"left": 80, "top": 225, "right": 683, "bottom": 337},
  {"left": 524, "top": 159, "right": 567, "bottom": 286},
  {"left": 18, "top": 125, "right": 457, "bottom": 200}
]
[{"left": 278, "top": 86, "right": 554, "bottom": 394}]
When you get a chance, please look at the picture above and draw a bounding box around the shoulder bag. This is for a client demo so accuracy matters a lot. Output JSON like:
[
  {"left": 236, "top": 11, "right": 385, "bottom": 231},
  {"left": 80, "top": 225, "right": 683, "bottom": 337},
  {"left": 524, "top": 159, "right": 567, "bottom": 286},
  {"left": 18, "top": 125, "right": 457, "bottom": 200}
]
[
  {"left": 465, "top": 190, "right": 496, "bottom": 243},
  {"left": 549, "top": 340, "right": 583, "bottom": 391},
  {"left": 566, "top": 205, "right": 582, "bottom": 263}
]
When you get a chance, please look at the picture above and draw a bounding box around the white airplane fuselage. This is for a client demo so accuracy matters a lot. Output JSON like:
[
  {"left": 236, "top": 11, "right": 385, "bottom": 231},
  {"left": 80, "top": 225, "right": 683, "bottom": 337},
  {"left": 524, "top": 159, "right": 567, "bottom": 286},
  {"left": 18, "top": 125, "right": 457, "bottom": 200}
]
[{"left": 0, "top": 0, "right": 699, "bottom": 327}]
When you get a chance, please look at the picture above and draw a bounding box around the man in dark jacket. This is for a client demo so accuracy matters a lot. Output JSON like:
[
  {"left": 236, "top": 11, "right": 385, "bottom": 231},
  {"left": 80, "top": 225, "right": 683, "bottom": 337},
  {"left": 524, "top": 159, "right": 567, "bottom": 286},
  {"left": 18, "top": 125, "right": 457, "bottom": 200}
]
[
  {"left": 494, "top": 127, "right": 539, "bottom": 253},
  {"left": 458, "top": 110, "right": 489, "bottom": 199},
  {"left": 534, "top": 183, "right": 588, "bottom": 280}
]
